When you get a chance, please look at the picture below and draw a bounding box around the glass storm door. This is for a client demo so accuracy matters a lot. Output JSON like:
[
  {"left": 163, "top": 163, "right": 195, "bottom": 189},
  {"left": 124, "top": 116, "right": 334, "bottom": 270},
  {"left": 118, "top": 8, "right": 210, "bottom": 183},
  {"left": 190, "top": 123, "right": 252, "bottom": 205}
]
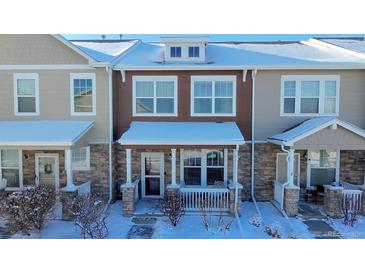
[
  {"left": 35, "top": 154, "right": 59, "bottom": 190},
  {"left": 141, "top": 153, "right": 164, "bottom": 198}
]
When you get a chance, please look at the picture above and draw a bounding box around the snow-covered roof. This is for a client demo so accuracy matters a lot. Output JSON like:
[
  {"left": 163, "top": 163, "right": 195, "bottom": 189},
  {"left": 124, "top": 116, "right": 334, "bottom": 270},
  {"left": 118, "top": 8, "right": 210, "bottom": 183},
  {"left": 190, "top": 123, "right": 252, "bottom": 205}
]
[
  {"left": 268, "top": 117, "right": 365, "bottom": 146},
  {"left": 114, "top": 41, "right": 365, "bottom": 70},
  {"left": 0, "top": 120, "right": 94, "bottom": 146},
  {"left": 318, "top": 38, "right": 365, "bottom": 55},
  {"left": 71, "top": 40, "right": 138, "bottom": 62},
  {"left": 118, "top": 122, "right": 245, "bottom": 145}
]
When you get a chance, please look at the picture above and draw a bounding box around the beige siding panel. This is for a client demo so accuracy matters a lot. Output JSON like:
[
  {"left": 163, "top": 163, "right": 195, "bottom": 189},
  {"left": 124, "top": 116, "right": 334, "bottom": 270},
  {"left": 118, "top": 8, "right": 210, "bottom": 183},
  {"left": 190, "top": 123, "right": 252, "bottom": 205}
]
[
  {"left": 255, "top": 70, "right": 365, "bottom": 140},
  {"left": 0, "top": 34, "right": 88, "bottom": 64},
  {"left": 0, "top": 68, "right": 109, "bottom": 142},
  {"left": 294, "top": 126, "right": 365, "bottom": 150}
]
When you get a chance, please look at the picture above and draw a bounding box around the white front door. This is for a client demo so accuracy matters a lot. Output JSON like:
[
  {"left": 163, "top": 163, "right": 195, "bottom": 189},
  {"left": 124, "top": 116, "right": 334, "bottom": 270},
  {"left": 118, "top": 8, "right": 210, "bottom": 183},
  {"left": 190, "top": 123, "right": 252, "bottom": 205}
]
[
  {"left": 141, "top": 152, "right": 164, "bottom": 198},
  {"left": 35, "top": 153, "right": 60, "bottom": 190}
]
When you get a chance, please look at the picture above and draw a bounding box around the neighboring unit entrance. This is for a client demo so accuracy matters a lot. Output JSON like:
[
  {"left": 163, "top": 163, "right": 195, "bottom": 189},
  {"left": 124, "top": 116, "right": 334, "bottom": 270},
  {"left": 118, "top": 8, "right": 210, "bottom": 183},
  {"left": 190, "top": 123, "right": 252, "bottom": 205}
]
[
  {"left": 141, "top": 152, "right": 164, "bottom": 198},
  {"left": 35, "top": 153, "right": 60, "bottom": 190}
]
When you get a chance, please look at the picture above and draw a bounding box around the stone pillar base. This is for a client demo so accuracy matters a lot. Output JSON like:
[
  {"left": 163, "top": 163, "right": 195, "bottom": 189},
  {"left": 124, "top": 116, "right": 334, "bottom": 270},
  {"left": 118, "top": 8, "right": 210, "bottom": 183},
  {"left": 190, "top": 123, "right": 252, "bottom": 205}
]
[
  {"left": 121, "top": 184, "right": 136, "bottom": 216},
  {"left": 60, "top": 189, "right": 78, "bottom": 221},
  {"left": 166, "top": 184, "right": 180, "bottom": 198},
  {"left": 229, "top": 183, "right": 243, "bottom": 216},
  {"left": 324, "top": 185, "right": 343, "bottom": 218},
  {"left": 284, "top": 186, "right": 299, "bottom": 217}
]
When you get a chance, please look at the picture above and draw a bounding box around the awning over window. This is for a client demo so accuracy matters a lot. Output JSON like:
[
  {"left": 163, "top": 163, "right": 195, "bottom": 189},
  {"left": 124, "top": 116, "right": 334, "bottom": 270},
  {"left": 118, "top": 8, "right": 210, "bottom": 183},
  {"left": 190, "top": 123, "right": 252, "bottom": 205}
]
[
  {"left": 118, "top": 122, "right": 245, "bottom": 146},
  {"left": 268, "top": 117, "right": 365, "bottom": 148},
  {"left": 0, "top": 120, "right": 94, "bottom": 146}
]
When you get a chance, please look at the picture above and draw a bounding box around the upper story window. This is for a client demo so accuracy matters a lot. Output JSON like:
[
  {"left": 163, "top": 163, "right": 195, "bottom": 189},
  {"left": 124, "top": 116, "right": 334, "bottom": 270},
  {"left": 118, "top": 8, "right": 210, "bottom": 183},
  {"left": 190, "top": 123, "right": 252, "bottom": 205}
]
[
  {"left": 281, "top": 75, "right": 340, "bottom": 116},
  {"left": 13, "top": 73, "right": 39, "bottom": 116},
  {"left": 72, "top": 146, "right": 90, "bottom": 171},
  {"left": 191, "top": 76, "right": 236, "bottom": 116},
  {"left": 0, "top": 149, "right": 21, "bottom": 189},
  {"left": 170, "top": 47, "right": 181, "bottom": 58},
  {"left": 133, "top": 76, "right": 178, "bottom": 116},
  {"left": 70, "top": 73, "right": 96, "bottom": 116},
  {"left": 188, "top": 46, "right": 200, "bottom": 57}
]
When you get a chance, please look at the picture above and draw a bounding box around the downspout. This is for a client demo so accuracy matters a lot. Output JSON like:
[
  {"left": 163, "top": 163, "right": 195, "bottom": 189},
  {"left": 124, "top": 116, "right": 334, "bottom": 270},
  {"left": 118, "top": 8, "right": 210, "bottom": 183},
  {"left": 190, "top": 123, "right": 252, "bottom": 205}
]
[
  {"left": 107, "top": 67, "right": 114, "bottom": 203},
  {"left": 251, "top": 69, "right": 262, "bottom": 217},
  {"left": 234, "top": 144, "right": 244, "bottom": 237}
]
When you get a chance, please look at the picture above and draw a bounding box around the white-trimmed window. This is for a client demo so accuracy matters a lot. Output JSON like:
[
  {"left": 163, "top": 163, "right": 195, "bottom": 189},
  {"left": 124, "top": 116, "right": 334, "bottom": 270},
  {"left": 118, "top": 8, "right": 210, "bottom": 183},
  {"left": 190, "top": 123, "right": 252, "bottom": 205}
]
[
  {"left": 133, "top": 76, "right": 178, "bottom": 116},
  {"left": 281, "top": 75, "right": 340, "bottom": 116},
  {"left": 188, "top": 46, "right": 199, "bottom": 58},
  {"left": 72, "top": 147, "right": 90, "bottom": 171},
  {"left": 70, "top": 73, "right": 96, "bottom": 115},
  {"left": 13, "top": 73, "right": 39, "bottom": 115},
  {"left": 170, "top": 47, "right": 181, "bottom": 58},
  {"left": 0, "top": 149, "right": 22, "bottom": 189},
  {"left": 191, "top": 76, "right": 236, "bottom": 116},
  {"left": 182, "top": 149, "right": 227, "bottom": 186}
]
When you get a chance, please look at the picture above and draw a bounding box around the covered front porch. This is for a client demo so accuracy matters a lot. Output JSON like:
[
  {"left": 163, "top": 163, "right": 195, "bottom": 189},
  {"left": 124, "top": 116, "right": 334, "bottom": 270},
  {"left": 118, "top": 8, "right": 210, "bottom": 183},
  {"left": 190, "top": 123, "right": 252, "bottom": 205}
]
[
  {"left": 0, "top": 120, "right": 94, "bottom": 193},
  {"left": 117, "top": 121, "right": 245, "bottom": 215},
  {"left": 268, "top": 117, "right": 365, "bottom": 217}
]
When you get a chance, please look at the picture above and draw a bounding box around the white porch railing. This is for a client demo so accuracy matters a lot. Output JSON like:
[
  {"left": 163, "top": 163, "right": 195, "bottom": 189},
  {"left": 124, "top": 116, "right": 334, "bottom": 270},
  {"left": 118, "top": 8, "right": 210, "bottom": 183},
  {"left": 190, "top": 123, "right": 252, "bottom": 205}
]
[
  {"left": 342, "top": 189, "right": 362, "bottom": 212},
  {"left": 180, "top": 187, "right": 230, "bottom": 212}
]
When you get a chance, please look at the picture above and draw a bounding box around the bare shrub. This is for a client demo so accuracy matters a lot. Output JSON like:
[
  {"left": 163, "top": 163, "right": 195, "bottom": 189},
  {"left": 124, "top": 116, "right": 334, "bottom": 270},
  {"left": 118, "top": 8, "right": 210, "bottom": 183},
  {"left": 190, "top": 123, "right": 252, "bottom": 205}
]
[
  {"left": 249, "top": 214, "right": 262, "bottom": 227},
  {"left": 0, "top": 185, "right": 56, "bottom": 234},
  {"left": 158, "top": 192, "right": 185, "bottom": 227},
  {"left": 199, "top": 201, "right": 233, "bottom": 234},
  {"left": 199, "top": 204, "right": 213, "bottom": 231},
  {"left": 70, "top": 194, "right": 109, "bottom": 239},
  {"left": 342, "top": 196, "right": 361, "bottom": 227},
  {"left": 264, "top": 221, "right": 282, "bottom": 239}
]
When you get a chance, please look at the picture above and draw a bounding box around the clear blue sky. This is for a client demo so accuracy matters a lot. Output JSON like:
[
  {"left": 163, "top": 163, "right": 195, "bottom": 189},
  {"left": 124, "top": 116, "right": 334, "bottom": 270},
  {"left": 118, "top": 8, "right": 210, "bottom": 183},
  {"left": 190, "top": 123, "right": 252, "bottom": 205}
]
[{"left": 62, "top": 34, "right": 362, "bottom": 42}]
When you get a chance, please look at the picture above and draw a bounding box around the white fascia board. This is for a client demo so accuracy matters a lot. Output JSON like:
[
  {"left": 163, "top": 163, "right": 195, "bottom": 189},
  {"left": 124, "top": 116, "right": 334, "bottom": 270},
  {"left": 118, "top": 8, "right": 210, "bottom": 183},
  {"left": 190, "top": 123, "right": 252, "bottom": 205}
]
[
  {"left": 119, "top": 140, "right": 245, "bottom": 146},
  {"left": 0, "top": 141, "right": 73, "bottom": 146},
  {"left": 307, "top": 38, "right": 365, "bottom": 59},
  {"left": 52, "top": 34, "right": 96, "bottom": 64},
  {"left": 115, "top": 63, "right": 365, "bottom": 71},
  {"left": 267, "top": 139, "right": 288, "bottom": 146},
  {"left": 0, "top": 64, "right": 96, "bottom": 70}
]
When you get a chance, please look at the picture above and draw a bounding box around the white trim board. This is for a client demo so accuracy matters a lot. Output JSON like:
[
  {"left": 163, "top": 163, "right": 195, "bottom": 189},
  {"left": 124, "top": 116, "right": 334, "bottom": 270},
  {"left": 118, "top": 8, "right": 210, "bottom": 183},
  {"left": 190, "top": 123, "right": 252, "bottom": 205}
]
[
  {"left": 13, "top": 73, "right": 40, "bottom": 116},
  {"left": 0, "top": 64, "right": 96, "bottom": 70}
]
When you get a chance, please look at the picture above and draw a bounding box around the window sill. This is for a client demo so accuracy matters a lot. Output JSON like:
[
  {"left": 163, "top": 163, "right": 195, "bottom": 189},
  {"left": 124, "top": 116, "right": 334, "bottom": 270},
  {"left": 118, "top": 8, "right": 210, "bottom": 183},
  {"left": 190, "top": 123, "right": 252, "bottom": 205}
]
[
  {"left": 15, "top": 112, "right": 39, "bottom": 116},
  {"left": 280, "top": 113, "right": 338, "bottom": 117},
  {"left": 132, "top": 113, "right": 178, "bottom": 117},
  {"left": 190, "top": 113, "right": 236, "bottom": 117},
  {"left": 71, "top": 112, "right": 96, "bottom": 116}
]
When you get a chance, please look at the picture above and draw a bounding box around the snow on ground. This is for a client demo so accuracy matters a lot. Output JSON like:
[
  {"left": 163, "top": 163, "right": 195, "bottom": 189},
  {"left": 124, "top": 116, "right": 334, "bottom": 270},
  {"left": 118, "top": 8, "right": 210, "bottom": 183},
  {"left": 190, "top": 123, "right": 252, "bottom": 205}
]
[
  {"left": 8, "top": 201, "right": 312, "bottom": 239},
  {"left": 328, "top": 216, "right": 365, "bottom": 239}
]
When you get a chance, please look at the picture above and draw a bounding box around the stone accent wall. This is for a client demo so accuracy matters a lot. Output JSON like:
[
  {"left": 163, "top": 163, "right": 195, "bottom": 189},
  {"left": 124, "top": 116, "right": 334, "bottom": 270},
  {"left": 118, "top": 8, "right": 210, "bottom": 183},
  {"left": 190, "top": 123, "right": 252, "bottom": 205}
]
[
  {"left": 284, "top": 186, "right": 299, "bottom": 217},
  {"left": 237, "top": 145, "right": 252, "bottom": 200},
  {"left": 324, "top": 186, "right": 343, "bottom": 218},
  {"left": 254, "top": 143, "right": 282, "bottom": 201},
  {"left": 22, "top": 144, "right": 110, "bottom": 198},
  {"left": 73, "top": 144, "right": 110, "bottom": 198},
  {"left": 340, "top": 150, "right": 365, "bottom": 185},
  {"left": 60, "top": 189, "right": 78, "bottom": 221}
]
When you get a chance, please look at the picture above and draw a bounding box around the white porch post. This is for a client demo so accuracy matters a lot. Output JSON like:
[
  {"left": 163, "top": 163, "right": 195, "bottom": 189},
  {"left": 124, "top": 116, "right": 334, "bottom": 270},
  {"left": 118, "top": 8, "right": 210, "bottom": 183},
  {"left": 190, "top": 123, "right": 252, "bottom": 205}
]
[
  {"left": 126, "top": 148, "right": 132, "bottom": 185},
  {"left": 65, "top": 149, "right": 74, "bottom": 187},
  {"left": 171, "top": 148, "right": 177, "bottom": 185},
  {"left": 233, "top": 148, "right": 238, "bottom": 186},
  {"left": 287, "top": 148, "right": 295, "bottom": 186}
]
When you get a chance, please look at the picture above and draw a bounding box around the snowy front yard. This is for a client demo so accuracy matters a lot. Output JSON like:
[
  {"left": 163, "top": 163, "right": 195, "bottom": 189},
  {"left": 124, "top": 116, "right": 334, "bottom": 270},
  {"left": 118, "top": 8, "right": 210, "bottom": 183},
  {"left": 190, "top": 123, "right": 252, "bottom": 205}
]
[{"left": 3, "top": 201, "right": 364, "bottom": 239}]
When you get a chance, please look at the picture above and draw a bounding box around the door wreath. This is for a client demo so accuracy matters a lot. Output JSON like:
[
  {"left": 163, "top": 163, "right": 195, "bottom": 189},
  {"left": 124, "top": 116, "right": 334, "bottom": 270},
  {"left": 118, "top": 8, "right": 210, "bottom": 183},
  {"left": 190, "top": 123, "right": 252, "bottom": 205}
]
[{"left": 44, "top": 164, "right": 53, "bottom": 174}]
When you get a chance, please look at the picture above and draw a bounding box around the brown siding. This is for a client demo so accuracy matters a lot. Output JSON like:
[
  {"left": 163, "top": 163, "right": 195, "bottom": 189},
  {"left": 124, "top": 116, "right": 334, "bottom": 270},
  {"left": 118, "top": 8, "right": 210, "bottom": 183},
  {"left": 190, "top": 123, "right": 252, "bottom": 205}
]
[{"left": 113, "top": 70, "right": 252, "bottom": 141}]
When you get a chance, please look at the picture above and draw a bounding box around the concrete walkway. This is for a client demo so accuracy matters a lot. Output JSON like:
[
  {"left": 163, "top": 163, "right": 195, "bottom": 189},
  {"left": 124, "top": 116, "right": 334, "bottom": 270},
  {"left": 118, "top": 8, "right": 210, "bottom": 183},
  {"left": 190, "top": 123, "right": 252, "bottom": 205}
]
[{"left": 299, "top": 203, "right": 340, "bottom": 239}]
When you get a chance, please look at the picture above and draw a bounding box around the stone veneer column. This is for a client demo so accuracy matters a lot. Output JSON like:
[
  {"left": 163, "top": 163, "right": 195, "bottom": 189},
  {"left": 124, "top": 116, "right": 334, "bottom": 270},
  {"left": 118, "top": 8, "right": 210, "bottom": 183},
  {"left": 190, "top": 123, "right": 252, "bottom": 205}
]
[
  {"left": 60, "top": 188, "right": 78, "bottom": 221},
  {"left": 324, "top": 185, "right": 343, "bottom": 218},
  {"left": 284, "top": 186, "right": 299, "bottom": 217},
  {"left": 229, "top": 183, "right": 243, "bottom": 216},
  {"left": 121, "top": 183, "right": 135, "bottom": 216},
  {"left": 166, "top": 184, "right": 180, "bottom": 199}
]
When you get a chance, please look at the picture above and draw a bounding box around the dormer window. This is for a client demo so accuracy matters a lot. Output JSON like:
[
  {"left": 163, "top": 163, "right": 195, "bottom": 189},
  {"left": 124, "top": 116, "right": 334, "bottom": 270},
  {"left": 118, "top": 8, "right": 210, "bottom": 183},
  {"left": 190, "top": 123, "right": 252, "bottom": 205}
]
[
  {"left": 170, "top": 46, "right": 181, "bottom": 58},
  {"left": 189, "top": 46, "right": 199, "bottom": 58}
]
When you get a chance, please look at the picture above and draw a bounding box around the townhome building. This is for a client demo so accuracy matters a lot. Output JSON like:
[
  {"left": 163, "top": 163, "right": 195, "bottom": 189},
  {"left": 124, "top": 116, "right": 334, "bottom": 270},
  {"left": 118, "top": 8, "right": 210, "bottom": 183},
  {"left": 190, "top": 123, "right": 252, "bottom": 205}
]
[
  {"left": 112, "top": 36, "right": 365, "bottom": 215},
  {"left": 0, "top": 34, "right": 136, "bottom": 201}
]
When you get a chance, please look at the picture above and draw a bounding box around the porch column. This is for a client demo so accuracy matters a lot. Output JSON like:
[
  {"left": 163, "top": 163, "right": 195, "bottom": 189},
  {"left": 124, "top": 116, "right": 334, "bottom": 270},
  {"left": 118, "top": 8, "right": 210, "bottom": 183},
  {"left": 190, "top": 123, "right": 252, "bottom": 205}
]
[
  {"left": 126, "top": 148, "right": 132, "bottom": 185},
  {"left": 171, "top": 148, "right": 177, "bottom": 185},
  {"left": 65, "top": 149, "right": 74, "bottom": 187},
  {"left": 287, "top": 148, "right": 295, "bottom": 186},
  {"left": 233, "top": 148, "right": 238, "bottom": 186}
]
